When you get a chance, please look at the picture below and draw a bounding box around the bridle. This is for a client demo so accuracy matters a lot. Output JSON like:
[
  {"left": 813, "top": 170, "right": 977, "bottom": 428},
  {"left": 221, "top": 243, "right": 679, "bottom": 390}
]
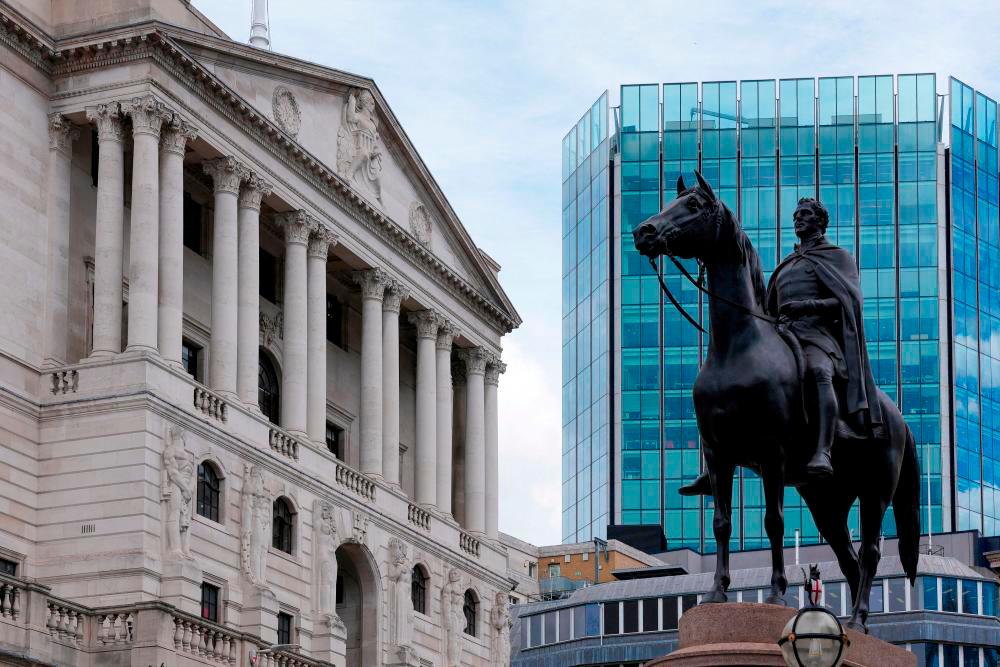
[{"left": 649, "top": 198, "right": 778, "bottom": 334}]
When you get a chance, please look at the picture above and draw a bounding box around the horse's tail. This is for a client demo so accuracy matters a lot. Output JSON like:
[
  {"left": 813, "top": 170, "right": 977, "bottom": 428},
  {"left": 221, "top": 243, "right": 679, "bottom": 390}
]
[{"left": 892, "top": 423, "right": 921, "bottom": 585}]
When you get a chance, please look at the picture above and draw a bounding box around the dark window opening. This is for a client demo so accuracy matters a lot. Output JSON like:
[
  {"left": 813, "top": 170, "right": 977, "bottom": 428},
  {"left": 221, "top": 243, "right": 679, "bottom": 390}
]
[
  {"left": 325, "top": 422, "right": 344, "bottom": 459},
  {"left": 326, "top": 295, "right": 344, "bottom": 348},
  {"left": 411, "top": 565, "right": 428, "bottom": 615},
  {"left": 200, "top": 582, "right": 220, "bottom": 622},
  {"left": 183, "top": 193, "right": 205, "bottom": 255},
  {"left": 276, "top": 611, "right": 293, "bottom": 646},
  {"left": 336, "top": 575, "right": 344, "bottom": 605},
  {"left": 463, "top": 590, "right": 478, "bottom": 637},
  {"left": 90, "top": 129, "right": 99, "bottom": 187},
  {"left": 258, "top": 352, "right": 280, "bottom": 425},
  {"left": 181, "top": 339, "right": 201, "bottom": 381},
  {"left": 0, "top": 558, "right": 17, "bottom": 577},
  {"left": 196, "top": 462, "right": 221, "bottom": 522},
  {"left": 260, "top": 249, "right": 278, "bottom": 303},
  {"left": 272, "top": 498, "right": 294, "bottom": 554}
]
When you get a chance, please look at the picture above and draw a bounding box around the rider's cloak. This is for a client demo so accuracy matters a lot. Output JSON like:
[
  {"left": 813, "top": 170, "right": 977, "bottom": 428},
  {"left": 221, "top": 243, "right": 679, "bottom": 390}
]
[{"left": 765, "top": 238, "right": 885, "bottom": 438}]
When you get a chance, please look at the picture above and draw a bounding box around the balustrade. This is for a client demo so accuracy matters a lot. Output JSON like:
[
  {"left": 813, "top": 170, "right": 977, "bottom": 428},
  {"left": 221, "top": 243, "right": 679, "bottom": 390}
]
[
  {"left": 172, "top": 614, "right": 238, "bottom": 664},
  {"left": 50, "top": 369, "right": 79, "bottom": 394},
  {"left": 193, "top": 386, "right": 228, "bottom": 422},
  {"left": 96, "top": 610, "right": 134, "bottom": 645},
  {"left": 407, "top": 503, "right": 431, "bottom": 531},
  {"left": 0, "top": 580, "right": 20, "bottom": 621},
  {"left": 46, "top": 601, "right": 85, "bottom": 644},
  {"left": 334, "top": 459, "right": 376, "bottom": 501},
  {"left": 459, "top": 531, "right": 481, "bottom": 558},
  {"left": 269, "top": 426, "right": 301, "bottom": 461}
]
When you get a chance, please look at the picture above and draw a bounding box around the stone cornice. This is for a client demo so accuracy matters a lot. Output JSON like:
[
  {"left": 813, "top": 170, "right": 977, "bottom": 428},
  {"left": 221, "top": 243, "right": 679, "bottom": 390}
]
[{"left": 0, "top": 7, "right": 520, "bottom": 334}]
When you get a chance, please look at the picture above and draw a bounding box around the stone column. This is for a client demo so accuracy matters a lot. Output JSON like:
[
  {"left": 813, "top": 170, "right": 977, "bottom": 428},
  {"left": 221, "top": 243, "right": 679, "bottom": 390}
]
[
  {"left": 307, "top": 227, "right": 336, "bottom": 443},
  {"left": 86, "top": 103, "right": 126, "bottom": 357},
  {"left": 202, "top": 157, "right": 246, "bottom": 396},
  {"left": 381, "top": 281, "right": 409, "bottom": 487},
  {"left": 277, "top": 211, "right": 312, "bottom": 437},
  {"left": 460, "top": 347, "right": 488, "bottom": 535},
  {"left": 352, "top": 268, "right": 390, "bottom": 478},
  {"left": 410, "top": 310, "right": 439, "bottom": 507},
  {"left": 451, "top": 359, "right": 468, "bottom": 526},
  {"left": 435, "top": 322, "right": 457, "bottom": 516},
  {"left": 157, "top": 116, "right": 198, "bottom": 365},
  {"left": 485, "top": 355, "right": 505, "bottom": 541},
  {"left": 236, "top": 174, "right": 272, "bottom": 405},
  {"left": 43, "top": 114, "right": 78, "bottom": 367}
]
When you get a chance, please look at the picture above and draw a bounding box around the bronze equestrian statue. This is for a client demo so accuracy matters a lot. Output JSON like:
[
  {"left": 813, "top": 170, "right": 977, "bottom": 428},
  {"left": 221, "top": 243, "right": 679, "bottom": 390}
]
[{"left": 632, "top": 171, "right": 920, "bottom": 631}]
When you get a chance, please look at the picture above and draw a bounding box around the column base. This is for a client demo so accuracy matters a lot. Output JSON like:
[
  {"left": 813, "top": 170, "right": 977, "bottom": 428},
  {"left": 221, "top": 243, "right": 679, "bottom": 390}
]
[
  {"left": 87, "top": 349, "right": 118, "bottom": 360},
  {"left": 124, "top": 344, "right": 159, "bottom": 355}
]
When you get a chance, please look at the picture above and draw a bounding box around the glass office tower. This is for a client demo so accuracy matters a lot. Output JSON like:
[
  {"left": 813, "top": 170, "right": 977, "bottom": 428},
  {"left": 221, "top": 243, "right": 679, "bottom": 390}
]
[{"left": 562, "top": 75, "right": 1000, "bottom": 551}]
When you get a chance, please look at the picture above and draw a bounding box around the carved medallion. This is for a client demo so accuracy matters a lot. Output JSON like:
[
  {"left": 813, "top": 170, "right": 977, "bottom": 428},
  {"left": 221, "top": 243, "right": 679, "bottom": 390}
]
[
  {"left": 272, "top": 86, "right": 301, "bottom": 138},
  {"left": 408, "top": 201, "right": 432, "bottom": 248}
]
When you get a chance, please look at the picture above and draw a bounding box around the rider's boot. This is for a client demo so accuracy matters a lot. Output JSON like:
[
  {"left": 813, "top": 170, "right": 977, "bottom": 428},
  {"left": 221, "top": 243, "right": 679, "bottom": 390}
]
[
  {"left": 679, "top": 471, "right": 713, "bottom": 496},
  {"left": 805, "top": 373, "right": 837, "bottom": 479}
]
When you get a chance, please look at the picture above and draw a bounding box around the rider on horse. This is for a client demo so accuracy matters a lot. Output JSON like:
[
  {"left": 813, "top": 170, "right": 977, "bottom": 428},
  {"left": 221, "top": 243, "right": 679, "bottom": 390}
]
[{"left": 681, "top": 197, "right": 885, "bottom": 494}]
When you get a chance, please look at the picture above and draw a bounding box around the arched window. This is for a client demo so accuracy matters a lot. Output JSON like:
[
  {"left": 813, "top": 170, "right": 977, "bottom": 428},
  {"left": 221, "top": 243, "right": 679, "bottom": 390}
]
[
  {"left": 272, "top": 497, "right": 294, "bottom": 553},
  {"left": 463, "top": 590, "right": 478, "bottom": 637},
  {"left": 258, "top": 351, "right": 280, "bottom": 424},
  {"left": 411, "top": 564, "right": 428, "bottom": 615},
  {"left": 196, "top": 462, "right": 221, "bottom": 522}
]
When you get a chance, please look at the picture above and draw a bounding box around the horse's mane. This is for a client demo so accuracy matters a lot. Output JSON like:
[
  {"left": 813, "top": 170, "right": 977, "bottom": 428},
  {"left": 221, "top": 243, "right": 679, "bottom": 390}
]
[{"left": 717, "top": 200, "right": 767, "bottom": 310}]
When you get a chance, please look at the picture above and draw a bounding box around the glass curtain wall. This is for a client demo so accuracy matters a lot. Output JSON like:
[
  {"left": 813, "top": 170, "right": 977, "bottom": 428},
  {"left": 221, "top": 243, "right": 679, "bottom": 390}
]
[{"left": 561, "top": 92, "right": 610, "bottom": 543}]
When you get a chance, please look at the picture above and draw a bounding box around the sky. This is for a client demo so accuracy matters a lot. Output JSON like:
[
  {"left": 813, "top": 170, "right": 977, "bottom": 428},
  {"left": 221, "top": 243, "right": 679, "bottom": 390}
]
[{"left": 192, "top": 0, "right": 1000, "bottom": 546}]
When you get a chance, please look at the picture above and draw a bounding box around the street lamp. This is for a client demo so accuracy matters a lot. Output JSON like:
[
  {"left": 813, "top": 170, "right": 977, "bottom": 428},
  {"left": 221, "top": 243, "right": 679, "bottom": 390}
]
[{"left": 777, "top": 566, "right": 849, "bottom": 667}]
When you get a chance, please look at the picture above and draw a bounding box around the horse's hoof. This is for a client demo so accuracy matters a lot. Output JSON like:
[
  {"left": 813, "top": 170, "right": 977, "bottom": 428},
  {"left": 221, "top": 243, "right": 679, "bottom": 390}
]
[
  {"left": 764, "top": 595, "right": 786, "bottom": 606},
  {"left": 846, "top": 620, "right": 868, "bottom": 634},
  {"left": 701, "top": 590, "right": 727, "bottom": 604}
]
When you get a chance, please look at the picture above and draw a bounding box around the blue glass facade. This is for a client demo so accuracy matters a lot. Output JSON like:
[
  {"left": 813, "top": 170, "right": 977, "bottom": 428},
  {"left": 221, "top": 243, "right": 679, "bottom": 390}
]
[{"left": 562, "top": 74, "right": 1000, "bottom": 550}]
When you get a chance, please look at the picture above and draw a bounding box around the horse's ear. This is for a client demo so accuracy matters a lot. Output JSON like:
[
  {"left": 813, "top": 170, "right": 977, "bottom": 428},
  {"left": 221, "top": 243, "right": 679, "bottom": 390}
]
[
  {"left": 695, "top": 170, "right": 716, "bottom": 201},
  {"left": 676, "top": 176, "right": 686, "bottom": 196}
]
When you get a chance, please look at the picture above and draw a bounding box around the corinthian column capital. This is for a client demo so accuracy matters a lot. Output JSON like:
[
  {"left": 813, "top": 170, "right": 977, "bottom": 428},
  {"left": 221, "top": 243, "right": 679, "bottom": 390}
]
[
  {"left": 47, "top": 113, "right": 79, "bottom": 156},
  {"left": 275, "top": 210, "right": 313, "bottom": 245},
  {"left": 458, "top": 347, "right": 488, "bottom": 375},
  {"left": 408, "top": 309, "right": 440, "bottom": 338},
  {"left": 121, "top": 95, "right": 171, "bottom": 138},
  {"left": 238, "top": 173, "right": 272, "bottom": 211},
  {"left": 160, "top": 116, "right": 199, "bottom": 156},
  {"left": 307, "top": 227, "right": 338, "bottom": 260},
  {"left": 352, "top": 267, "right": 391, "bottom": 301},
  {"left": 436, "top": 319, "right": 458, "bottom": 351},
  {"left": 485, "top": 354, "right": 506, "bottom": 386},
  {"left": 383, "top": 281, "right": 410, "bottom": 314},
  {"left": 86, "top": 102, "right": 125, "bottom": 143},
  {"left": 202, "top": 156, "right": 247, "bottom": 195}
]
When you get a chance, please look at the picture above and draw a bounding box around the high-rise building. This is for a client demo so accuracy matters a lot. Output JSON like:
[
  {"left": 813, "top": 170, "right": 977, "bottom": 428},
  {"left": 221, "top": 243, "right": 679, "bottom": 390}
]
[{"left": 561, "top": 74, "right": 1000, "bottom": 552}]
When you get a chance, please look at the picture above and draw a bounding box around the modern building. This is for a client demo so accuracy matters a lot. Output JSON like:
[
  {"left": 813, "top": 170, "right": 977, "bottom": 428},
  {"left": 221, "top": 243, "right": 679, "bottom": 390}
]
[
  {"left": 0, "top": 1, "right": 521, "bottom": 666},
  {"left": 561, "top": 74, "right": 1000, "bottom": 552},
  {"left": 511, "top": 531, "right": 1000, "bottom": 666}
]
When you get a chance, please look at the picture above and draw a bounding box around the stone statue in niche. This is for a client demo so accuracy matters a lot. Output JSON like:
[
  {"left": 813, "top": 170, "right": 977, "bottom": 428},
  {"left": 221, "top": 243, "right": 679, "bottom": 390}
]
[
  {"left": 315, "top": 500, "right": 345, "bottom": 630},
  {"left": 336, "top": 88, "right": 384, "bottom": 203},
  {"left": 161, "top": 426, "right": 195, "bottom": 560},
  {"left": 272, "top": 86, "right": 301, "bottom": 138},
  {"left": 408, "top": 201, "right": 432, "bottom": 248},
  {"left": 490, "top": 591, "right": 512, "bottom": 667},
  {"left": 387, "top": 538, "right": 416, "bottom": 661},
  {"left": 240, "top": 464, "right": 271, "bottom": 587},
  {"left": 441, "top": 568, "right": 465, "bottom": 667}
]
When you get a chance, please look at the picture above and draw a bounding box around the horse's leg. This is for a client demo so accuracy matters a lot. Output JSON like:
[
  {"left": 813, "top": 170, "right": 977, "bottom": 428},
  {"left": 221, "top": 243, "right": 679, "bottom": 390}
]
[
  {"left": 847, "top": 491, "right": 888, "bottom": 633},
  {"left": 702, "top": 458, "right": 735, "bottom": 604},
  {"left": 800, "top": 486, "right": 860, "bottom": 603},
  {"left": 761, "top": 464, "right": 788, "bottom": 605}
]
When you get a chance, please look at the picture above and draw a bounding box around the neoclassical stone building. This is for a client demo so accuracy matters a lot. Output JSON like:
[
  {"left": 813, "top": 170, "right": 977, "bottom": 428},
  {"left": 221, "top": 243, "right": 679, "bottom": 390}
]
[{"left": 0, "top": 1, "right": 520, "bottom": 665}]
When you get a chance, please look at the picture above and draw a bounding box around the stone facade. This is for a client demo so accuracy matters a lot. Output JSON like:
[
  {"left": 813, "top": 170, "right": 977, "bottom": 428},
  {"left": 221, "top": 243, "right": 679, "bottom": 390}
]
[{"left": 0, "top": 1, "right": 520, "bottom": 666}]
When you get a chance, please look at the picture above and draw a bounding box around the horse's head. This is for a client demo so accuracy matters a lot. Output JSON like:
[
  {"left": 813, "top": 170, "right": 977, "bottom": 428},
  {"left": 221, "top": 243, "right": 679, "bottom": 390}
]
[{"left": 632, "top": 170, "right": 721, "bottom": 260}]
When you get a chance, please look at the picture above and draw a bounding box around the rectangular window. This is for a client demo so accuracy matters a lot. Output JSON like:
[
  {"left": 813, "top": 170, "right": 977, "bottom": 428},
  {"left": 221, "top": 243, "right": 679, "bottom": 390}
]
[
  {"left": 641, "top": 598, "right": 658, "bottom": 631},
  {"left": 622, "top": 599, "right": 638, "bottom": 633},
  {"left": 888, "top": 578, "right": 907, "bottom": 612},
  {"left": 260, "top": 249, "right": 278, "bottom": 303},
  {"left": 662, "top": 596, "right": 678, "bottom": 630},
  {"left": 327, "top": 295, "right": 344, "bottom": 347},
  {"left": 183, "top": 193, "right": 205, "bottom": 255},
  {"left": 923, "top": 577, "right": 939, "bottom": 611},
  {"left": 941, "top": 577, "right": 958, "bottom": 612},
  {"left": 960, "top": 580, "right": 978, "bottom": 614},
  {"left": 200, "top": 582, "right": 220, "bottom": 622},
  {"left": 0, "top": 558, "right": 17, "bottom": 577},
  {"left": 602, "top": 602, "right": 619, "bottom": 634},
  {"left": 181, "top": 340, "right": 202, "bottom": 381},
  {"left": 276, "top": 611, "right": 293, "bottom": 645},
  {"left": 548, "top": 563, "right": 561, "bottom": 577},
  {"left": 325, "top": 422, "right": 344, "bottom": 459}
]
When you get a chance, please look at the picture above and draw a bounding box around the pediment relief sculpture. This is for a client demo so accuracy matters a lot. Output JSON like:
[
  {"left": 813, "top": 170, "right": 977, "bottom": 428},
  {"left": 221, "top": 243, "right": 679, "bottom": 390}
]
[
  {"left": 272, "top": 86, "right": 301, "bottom": 138},
  {"left": 408, "top": 201, "right": 433, "bottom": 248},
  {"left": 337, "top": 88, "right": 384, "bottom": 204}
]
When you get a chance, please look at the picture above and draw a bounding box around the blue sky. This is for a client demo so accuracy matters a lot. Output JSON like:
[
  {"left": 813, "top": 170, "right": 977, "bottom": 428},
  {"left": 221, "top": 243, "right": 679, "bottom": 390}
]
[{"left": 194, "top": 0, "right": 1000, "bottom": 546}]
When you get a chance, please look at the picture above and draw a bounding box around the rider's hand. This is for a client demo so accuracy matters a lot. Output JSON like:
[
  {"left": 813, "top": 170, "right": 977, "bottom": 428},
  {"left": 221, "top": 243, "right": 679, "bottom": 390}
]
[{"left": 780, "top": 300, "right": 809, "bottom": 317}]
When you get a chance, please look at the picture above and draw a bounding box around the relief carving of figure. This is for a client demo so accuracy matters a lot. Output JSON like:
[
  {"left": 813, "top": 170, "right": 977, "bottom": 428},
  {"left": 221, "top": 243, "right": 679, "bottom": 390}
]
[
  {"left": 387, "top": 538, "right": 415, "bottom": 655},
  {"left": 162, "top": 427, "right": 195, "bottom": 560},
  {"left": 490, "top": 591, "right": 512, "bottom": 667},
  {"left": 241, "top": 465, "right": 271, "bottom": 586},
  {"left": 315, "top": 501, "right": 345, "bottom": 630},
  {"left": 441, "top": 568, "right": 465, "bottom": 667},
  {"left": 336, "top": 88, "right": 384, "bottom": 203}
]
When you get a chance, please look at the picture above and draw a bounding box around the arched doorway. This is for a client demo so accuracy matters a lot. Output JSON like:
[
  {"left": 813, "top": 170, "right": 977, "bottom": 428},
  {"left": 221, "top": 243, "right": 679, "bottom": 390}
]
[{"left": 335, "top": 542, "right": 380, "bottom": 667}]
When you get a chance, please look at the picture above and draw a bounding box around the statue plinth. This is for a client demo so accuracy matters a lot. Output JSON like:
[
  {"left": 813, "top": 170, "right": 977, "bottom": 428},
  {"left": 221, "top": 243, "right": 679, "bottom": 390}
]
[{"left": 647, "top": 603, "right": 914, "bottom": 667}]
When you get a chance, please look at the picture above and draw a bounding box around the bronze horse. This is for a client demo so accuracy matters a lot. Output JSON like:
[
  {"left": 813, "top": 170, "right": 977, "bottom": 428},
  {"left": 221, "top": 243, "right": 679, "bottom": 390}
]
[{"left": 632, "top": 171, "right": 919, "bottom": 630}]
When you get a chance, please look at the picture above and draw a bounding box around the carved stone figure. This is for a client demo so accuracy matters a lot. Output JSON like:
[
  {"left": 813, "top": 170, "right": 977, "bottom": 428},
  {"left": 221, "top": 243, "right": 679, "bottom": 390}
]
[
  {"left": 408, "top": 201, "right": 432, "bottom": 248},
  {"left": 337, "top": 88, "right": 383, "bottom": 203},
  {"left": 161, "top": 426, "right": 195, "bottom": 560},
  {"left": 241, "top": 464, "right": 271, "bottom": 586},
  {"left": 313, "top": 500, "right": 346, "bottom": 631},
  {"left": 441, "top": 568, "right": 464, "bottom": 667},
  {"left": 272, "top": 86, "right": 301, "bottom": 138},
  {"left": 632, "top": 171, "right": 920, "bottom": 631},
  {"left": 490, "top": 591, "right": 511, "bottom": 667},
  {"left": 387, "top": 538, "right": 415, "bottom": 656},
  {"left": 351, "top": 510, "right": 369, "bottom": 546}
]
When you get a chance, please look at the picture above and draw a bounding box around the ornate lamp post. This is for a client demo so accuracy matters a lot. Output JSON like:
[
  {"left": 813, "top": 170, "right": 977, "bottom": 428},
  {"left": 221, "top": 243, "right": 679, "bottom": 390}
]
[{"left": 777, "top": 566, "right": 849, "bottom": 667}]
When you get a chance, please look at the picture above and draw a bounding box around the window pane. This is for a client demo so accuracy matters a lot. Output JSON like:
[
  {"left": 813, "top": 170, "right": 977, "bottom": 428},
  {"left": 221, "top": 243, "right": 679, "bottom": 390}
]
[{"left": 603, "top": 602, "right": 619, "bottom": 634}]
